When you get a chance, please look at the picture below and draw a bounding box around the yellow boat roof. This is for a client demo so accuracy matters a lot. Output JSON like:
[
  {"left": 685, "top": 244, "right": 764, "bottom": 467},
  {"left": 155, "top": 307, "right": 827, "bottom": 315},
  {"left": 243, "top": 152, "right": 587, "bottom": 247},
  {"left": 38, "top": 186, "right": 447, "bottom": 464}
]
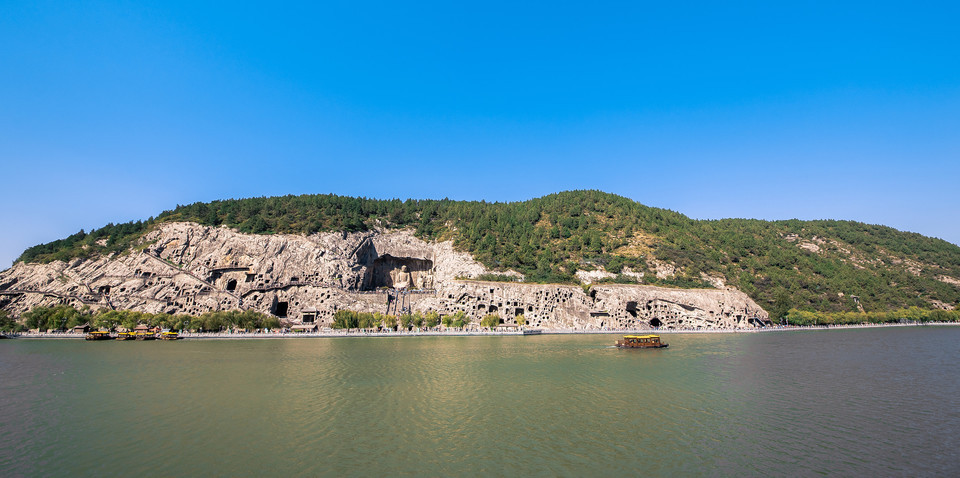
[{"left": 623, "top": 335, "right": 660, "bottom": 339}]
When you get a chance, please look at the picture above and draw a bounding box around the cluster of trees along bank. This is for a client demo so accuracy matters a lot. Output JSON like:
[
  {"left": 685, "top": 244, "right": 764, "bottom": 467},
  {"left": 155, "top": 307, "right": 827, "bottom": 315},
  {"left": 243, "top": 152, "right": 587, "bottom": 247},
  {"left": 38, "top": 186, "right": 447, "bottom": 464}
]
[
  {"left": 13, "top": 191, "right": 960, "bottom": 318},
  {"left": 330, "top": 309, "right": 526, "bottom": 330},
  {"left": 781, "top": 307, "right": 960, "bottom": 326},
  {"left": 0, "top": 305, "right": 281, "bottom": 333}
]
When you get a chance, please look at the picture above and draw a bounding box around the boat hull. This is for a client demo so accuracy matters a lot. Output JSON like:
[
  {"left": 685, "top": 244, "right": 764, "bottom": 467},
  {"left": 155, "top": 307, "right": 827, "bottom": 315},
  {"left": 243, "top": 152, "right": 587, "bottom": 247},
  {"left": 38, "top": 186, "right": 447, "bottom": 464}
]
[
  {"left": 615, "top": 334, "right": 668, "bottom": 348},
  {"left": 615, "top": 343, "right": 668, "bottom": 349}
]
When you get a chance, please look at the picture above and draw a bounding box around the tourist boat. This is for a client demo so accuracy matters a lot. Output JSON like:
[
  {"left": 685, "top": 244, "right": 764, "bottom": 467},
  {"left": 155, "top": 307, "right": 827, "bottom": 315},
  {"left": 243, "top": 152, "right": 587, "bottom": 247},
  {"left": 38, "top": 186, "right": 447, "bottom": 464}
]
[
  {"left": 160, "top": 331, "right": 179, "bottom": 340},
  {"left": 134, "top": 331, "right": 157, "bottom": 340},
  {"left": 615, "top": 334, "right": 668, "bottom": 348},
  {"left": 115, "top": 331, "right": 135, "bottom": 340},
  {"left": 85, "top": 330, "right": 113, "bottom": 341}
]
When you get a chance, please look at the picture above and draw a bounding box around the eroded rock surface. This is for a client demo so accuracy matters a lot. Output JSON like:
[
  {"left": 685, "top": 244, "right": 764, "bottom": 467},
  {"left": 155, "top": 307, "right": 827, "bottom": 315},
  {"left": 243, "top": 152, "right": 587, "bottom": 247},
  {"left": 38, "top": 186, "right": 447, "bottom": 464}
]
[{"left": 0, "top": 223, "right": 768, "bottom": 329}]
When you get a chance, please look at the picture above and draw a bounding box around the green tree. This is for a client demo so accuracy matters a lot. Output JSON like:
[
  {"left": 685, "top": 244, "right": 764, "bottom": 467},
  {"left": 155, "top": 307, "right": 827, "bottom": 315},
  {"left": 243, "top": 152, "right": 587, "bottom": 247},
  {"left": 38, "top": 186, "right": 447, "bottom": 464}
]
[
  {"left": 0, "top": 310, "right": 16, "bottom": 332},
  {"left": 451, "top": 311, "right": 469, "bottom": 328},
  {"left": 399, "top": 313, "right": 414, "bottom": 330},
  {"left": 480, "top": 313, "right": 500, "bottom": 328},
  {"left": 121, "top": 311, "right": 143, "bottom": 331},
  {"left": 94, "top": 310, "right": 122, "bottom": 330},
  {"left": 261, "top": 315, "right": 281, "bottom": 330},
  {"left": 771, "top": 292, "right": 792, "bottom": 323},
  {"left": 424, "top": 311, "right": 440, "bottom": 328},
  {"left": 332, "top": 310, "right": 359, "bottom": 329},
  {"left": 358, "top": 312, "right": 376, "bottom": 329}
]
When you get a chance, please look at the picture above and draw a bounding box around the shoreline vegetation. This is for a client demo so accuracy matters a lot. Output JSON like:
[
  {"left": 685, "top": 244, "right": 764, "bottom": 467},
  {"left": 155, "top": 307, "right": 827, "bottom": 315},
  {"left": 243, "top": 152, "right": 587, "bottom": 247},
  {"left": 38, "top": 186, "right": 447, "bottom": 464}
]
[{"left": 2, "top": 304, "right": 958, "bottom": 338}]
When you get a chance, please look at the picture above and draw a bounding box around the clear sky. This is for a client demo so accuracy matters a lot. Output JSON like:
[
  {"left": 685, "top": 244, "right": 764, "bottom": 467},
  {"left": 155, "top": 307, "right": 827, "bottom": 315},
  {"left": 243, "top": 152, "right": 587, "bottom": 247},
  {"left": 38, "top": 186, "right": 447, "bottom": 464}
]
[{"left": 2, "top": 1, "right": 958, "bottom": 268}]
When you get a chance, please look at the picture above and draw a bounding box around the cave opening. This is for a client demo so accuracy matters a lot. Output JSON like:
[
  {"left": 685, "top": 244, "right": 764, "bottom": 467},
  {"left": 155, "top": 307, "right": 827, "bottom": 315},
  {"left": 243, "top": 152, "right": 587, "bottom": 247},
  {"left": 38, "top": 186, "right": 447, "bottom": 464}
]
[
  {"left": 273, "top": 301, "right": 288, "bottom": 318},
  {"left": 226, "top": 279, "right": 237, "bottom": 291},
  {"left": 650, "top": 318, "right": 662, "bottom": 327}
]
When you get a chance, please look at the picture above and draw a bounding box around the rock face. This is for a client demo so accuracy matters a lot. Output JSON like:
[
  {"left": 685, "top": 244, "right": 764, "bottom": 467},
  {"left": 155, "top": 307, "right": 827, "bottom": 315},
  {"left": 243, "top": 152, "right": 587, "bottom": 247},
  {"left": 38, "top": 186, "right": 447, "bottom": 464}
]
[{"left": 0, "top": 223, "right": 768, "bottom": 329}]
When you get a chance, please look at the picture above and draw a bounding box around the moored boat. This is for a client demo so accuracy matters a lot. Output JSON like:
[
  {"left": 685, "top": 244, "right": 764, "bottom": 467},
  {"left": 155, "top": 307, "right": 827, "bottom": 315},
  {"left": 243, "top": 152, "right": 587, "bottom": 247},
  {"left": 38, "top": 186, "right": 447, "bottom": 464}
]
[
  {"left": 85, "top": 330, "right": 113, "bottom": 341},
  {"left": 160, "top": 331, "right": 179, "bottom": 340},
  {"left": 115, "top": 331, "right": 135, "bottom": 340},
  {"left": 615, "top": 334, "right": 668, "bottom": 349},
  {"left": 134, "top": 331, "right": 157, "bottom": 340}
]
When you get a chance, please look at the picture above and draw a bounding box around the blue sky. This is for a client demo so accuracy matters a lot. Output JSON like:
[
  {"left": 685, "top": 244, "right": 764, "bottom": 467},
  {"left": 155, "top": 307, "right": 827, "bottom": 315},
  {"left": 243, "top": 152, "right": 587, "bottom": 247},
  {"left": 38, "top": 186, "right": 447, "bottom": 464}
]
[{"left": 1, "top": 1, "right": 958, "bottom": 267}]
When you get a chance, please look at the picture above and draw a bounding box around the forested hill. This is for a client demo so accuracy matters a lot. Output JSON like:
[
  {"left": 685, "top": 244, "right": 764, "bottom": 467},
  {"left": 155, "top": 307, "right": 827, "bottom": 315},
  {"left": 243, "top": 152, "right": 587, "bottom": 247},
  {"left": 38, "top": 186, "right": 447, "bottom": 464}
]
[{"left": 15, "top": 191, "right": 960, "bottom": 315}]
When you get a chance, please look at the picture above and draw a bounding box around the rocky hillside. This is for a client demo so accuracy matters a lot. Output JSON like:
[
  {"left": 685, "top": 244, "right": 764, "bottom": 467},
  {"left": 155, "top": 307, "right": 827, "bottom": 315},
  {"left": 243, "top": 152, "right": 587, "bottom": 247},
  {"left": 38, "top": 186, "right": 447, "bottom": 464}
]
[
  {"left": 0, "top": 223, "right": 764, "bottom": 329},
  {"left": 9, "top": 190, "right": 960, "bottom": 317}
]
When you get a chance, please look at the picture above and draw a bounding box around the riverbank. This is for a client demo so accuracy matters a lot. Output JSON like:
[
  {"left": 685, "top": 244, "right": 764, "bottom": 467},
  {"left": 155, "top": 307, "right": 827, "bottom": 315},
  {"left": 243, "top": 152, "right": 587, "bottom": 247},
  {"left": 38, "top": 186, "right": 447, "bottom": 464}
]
[{"left": 6, "top": 321, "right": 958, "bottom": 339}]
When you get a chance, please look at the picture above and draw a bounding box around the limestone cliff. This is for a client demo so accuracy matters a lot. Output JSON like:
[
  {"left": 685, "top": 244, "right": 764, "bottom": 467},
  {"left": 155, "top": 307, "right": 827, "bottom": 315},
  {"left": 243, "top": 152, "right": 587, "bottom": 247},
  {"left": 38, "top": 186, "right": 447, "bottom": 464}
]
[{"left": 0, "top": 223, "right": 768, "bottom": 329}]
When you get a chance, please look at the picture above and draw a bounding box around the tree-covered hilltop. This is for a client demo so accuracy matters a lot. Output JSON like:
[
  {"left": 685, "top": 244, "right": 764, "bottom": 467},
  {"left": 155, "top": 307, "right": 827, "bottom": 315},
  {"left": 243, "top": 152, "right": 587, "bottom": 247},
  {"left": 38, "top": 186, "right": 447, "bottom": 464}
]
[{"left": 15, "top": 190, "right": 960, "bottom": 316}]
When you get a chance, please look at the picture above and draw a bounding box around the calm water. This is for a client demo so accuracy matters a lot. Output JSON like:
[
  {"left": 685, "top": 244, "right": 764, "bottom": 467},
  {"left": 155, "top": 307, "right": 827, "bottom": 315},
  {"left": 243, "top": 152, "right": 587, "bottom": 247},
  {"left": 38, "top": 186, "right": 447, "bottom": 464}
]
[{"left": 2, "top": 327, "right": 959, "bottom": 476}]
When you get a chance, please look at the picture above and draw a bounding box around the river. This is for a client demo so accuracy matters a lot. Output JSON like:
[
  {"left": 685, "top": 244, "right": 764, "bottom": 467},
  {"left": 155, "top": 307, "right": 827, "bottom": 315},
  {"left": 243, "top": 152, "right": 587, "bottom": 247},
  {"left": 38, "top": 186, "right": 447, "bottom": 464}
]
[{"left": 2, "top": 326, "right": 958, "bottom": 476}]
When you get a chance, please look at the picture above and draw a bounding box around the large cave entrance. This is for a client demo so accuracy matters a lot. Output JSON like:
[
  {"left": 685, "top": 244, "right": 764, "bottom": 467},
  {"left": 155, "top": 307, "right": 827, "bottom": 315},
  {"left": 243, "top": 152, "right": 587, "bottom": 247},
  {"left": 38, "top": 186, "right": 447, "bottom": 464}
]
[
  {"left": 650, "top": 318, "right": 662, "bottom": 327},
  {"left": 362, "top": 254, "right": 434, "bottom": 290},
  {"left": 626, "top": 301, "right": 638, "bottom": 318},
  {"left": 272, "top": 301, "right": 288, "bottom": 318}
]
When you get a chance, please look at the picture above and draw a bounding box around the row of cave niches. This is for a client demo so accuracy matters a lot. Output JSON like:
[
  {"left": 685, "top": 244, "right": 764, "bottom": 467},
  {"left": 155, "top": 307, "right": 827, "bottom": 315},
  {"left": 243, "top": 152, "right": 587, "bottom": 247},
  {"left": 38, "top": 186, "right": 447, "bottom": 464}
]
[
  {"left": 96, "top": 280, "right": 208, "bottom": 297},
  {"left": 151, "top": 295, "right": 233, "bottom": 316},
  {"left": 476, "top": 303, "right": 529, "bottom": 316},
  {"left": 212, "top": 271, "right": 329, "bottom": 292},
  {"left": 443, "top": 303, "right": 545, "bottom": 327},
  {"left": 600, "top": 317, "right": 664, "bottom": 328}
]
